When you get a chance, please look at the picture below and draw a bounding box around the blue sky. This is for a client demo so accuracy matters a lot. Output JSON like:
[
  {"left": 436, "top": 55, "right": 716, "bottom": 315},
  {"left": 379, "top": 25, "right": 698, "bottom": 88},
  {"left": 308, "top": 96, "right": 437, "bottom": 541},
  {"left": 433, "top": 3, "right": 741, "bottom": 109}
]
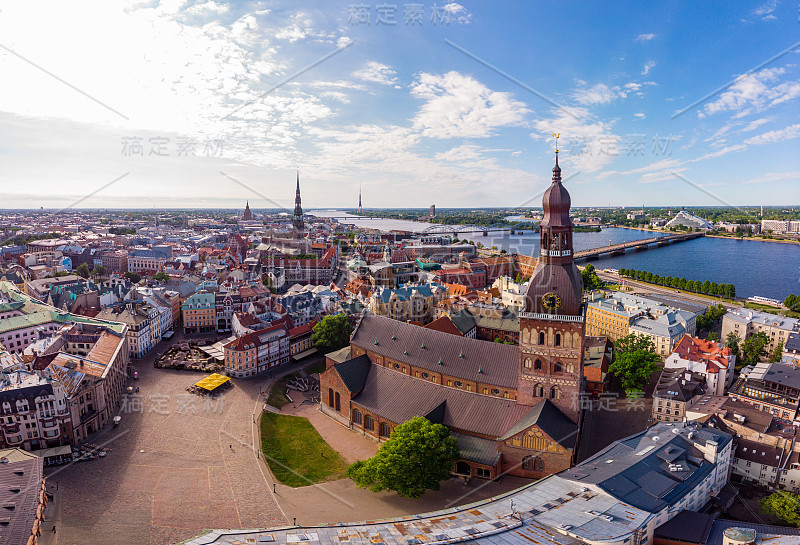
[{"left": 0, "top": 0, "right": 798, "bottom": 209}]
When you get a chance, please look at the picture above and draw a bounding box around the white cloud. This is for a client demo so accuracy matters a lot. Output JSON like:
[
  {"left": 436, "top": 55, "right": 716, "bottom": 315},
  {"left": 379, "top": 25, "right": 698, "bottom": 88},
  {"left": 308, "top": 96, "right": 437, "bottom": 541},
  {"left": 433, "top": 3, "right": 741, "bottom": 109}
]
[
  {"left": 634, "top": 113, "right": 646, "bottom": 119},
  {"left": 699, "top": 67, "right": 800, "bottom": 118},
  {"left": 635, "top": 33, "right": 655, "bottom": 41},
  {"left": 741, "top": 170, "right": 800, "bottom": 185},
  {"left": 444, "top": 3, "right": 472, "bottom": 24},
  {"left": 184, "top": 1, "right": 229, "bottom": 15},
  {"left": 435, "top": 144, "right": 484, "bottom": 162},
  {"left": 744, "top": 123, "right": 800, "bottom": 145},
  {"left": 573, "top": 83, "right": 620, "bottom": 105},
  {"left": 745, "top": 0, "right": 778, "bottom": 21},
  {"left": 411, "top": 71, "right": 529, "bottom": 139},
  {"left": 352, "top": 62, "right": 398, "bottom": 86},
  {"left": 641, "top": 61, "right": 656, "bottom": 75},
  {"left": 531, "top": 106, "right": 619, "bottom": 173},
  {"left": 741, "top": 117, "right": 771, "bottom": 131}
]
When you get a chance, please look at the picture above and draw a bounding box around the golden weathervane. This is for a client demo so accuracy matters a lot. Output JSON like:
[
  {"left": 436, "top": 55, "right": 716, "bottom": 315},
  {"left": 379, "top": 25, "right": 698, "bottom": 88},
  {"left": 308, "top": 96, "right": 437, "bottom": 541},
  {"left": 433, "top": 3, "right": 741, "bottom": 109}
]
[{"left": 552, "top": 132, "right": 560, "bottom": 153}]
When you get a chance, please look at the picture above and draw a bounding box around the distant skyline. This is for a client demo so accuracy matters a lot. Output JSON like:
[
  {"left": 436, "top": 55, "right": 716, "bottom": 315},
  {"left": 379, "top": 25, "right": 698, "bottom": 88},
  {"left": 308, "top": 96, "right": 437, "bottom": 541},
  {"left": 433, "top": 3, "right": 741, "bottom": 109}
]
[{"left": 1, "top": 1, "right": 799, "bottom": 208}]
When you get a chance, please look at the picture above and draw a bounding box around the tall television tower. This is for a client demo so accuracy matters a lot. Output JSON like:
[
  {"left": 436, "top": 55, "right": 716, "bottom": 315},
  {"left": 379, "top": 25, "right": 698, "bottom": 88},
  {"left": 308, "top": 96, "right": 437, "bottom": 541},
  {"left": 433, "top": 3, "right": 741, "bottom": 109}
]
[{"left": 357, "top": 183, "right": 363, "bottom": 215}]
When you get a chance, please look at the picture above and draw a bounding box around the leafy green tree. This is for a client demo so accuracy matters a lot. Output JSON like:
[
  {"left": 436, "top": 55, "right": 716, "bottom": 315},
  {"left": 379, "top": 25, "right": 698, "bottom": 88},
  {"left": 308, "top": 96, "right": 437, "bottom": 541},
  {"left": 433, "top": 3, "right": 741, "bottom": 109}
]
[
  {"left": 770, "top": 340, "right": 785, "bottom": 363},
  {"left": 124, "top": 271, "right": 141, "bottom": 283},
  {"left": 92, "top": 265, "right": 106, "bottom": 278},
  {"left": 581, "top": 264, "right": 604, "bottom": 290},
  {"left": 346, "top": 416, "right": 459, "bottom": 499},
  {"left": 312, "top": 313, "right": 353, "bottom": 352},
  {"left": 75, "top": 263, "right": 90, "bottom": 279},
  {"left": 786, "top": 294, "right": 800, "bottom": 312},
  {"left": 152, "top": 271, "right": 169, "bottom": 282},
  {"left": 609, "top": 334, "right": 661, "bottom": 395},
  {"left": 726, "top": 332, "right": 741, "bottom": 360},
  {"left": 706, "top": 332, "right": 719, "bottom": 342},
  {"left": 760, "top": 491, "right": 800, "bottom": 525},
  {"left": 742, "top": 331, "right": 770, "bottom": 366}
]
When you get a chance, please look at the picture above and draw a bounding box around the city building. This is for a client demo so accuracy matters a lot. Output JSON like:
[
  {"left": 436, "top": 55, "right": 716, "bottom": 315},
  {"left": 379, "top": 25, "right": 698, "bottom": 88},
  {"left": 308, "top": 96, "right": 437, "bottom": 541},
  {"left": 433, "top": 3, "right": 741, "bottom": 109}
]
[
  {"left": 182, "top": 291, "right": 216, "bottom": 334},
  {"left": 586, "top": 292, "right": 698, "bottom": 355},
  {"left": 728, "top": 361, "right": 800, "bottom": 420},
  {"left": 0, "top": 447, "right": 46, "bottom": 545},
  {"left": 721, "top": 309, "right": 799, "bottom": 356},
  {"left": 223, "top": 324, "right": 291, "bottom": 378},
  {"left": 127, "top": 249, "right": 168, "bottom": 273},
  {"left": 663, "top": 335, "right": 735, "bottom": 396},
  {"left": 242, "top": 201, "right": 253, "bottom": 221},
  {"left": 652, "top": 367, "right": 705, "bottom": 423},
  {"left": 95, "top": 303, "right": 159, "bottom": 359},
  {"left": 0, "top": 371, "right": 73, "bottom": 450},
  {"left": 665, "top": 210, "right": 713, "bottom": 230},
  {"left": 367, "top": 283, "right": 447, "bottom": 324}
]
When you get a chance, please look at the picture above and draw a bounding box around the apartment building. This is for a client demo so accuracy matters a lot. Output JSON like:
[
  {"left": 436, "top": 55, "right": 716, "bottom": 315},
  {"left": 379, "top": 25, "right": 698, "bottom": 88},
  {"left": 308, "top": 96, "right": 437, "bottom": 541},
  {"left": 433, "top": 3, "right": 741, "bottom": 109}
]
[
  {"left": 223, "top": 324, "right": 291, "bottom": 378},
  {"left": 182, "top": 291, "right": 216, "bottom": 334},
  {"left": 663, "top": 335, "right": 736, "bottom": 396},
  {"left": 586, "top": 292, "right": 697, "bottom": 354},
  {"left": 721, "top": 308, "right": 799, "bottom": 355}
]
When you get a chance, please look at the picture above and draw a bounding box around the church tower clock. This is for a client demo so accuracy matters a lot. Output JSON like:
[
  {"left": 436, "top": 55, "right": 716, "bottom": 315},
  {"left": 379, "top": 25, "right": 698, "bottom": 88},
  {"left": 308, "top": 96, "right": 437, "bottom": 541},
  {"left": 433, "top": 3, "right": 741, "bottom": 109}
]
[{"left": 518, "top": 135, "right": 586, "bottom": 423}]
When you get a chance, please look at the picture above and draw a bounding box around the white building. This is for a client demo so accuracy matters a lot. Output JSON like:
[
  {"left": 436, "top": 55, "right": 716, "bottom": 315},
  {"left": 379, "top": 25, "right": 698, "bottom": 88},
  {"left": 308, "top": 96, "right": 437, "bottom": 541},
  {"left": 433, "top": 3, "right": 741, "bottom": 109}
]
[{"left": 663, "top": 335, "right": 736, "bottom": 396}]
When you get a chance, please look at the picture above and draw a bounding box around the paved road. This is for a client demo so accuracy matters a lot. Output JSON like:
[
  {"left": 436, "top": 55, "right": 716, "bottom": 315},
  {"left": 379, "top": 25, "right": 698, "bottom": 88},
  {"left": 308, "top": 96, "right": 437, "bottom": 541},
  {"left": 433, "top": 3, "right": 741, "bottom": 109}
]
[{"left": 595, "top": 271, "right": 741, "bottom": 310}]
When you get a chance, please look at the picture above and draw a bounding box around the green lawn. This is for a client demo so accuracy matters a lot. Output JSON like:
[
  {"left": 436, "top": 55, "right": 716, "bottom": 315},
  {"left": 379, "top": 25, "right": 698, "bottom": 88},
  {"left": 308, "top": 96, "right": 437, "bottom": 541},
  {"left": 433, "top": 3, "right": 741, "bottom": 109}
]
[
  {"left": 266, "top": 379, "right": 292, "bottom": 409},
  {"left": 259, "top": 412, "right": 349, "bottom": 487}
]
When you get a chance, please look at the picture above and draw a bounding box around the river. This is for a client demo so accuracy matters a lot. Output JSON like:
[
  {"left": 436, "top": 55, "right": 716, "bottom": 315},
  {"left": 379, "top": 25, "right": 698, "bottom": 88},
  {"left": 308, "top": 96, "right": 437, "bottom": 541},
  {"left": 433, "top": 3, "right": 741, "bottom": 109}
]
[{"left": 309, "top": 210, "right": 799, "bottom": 300}]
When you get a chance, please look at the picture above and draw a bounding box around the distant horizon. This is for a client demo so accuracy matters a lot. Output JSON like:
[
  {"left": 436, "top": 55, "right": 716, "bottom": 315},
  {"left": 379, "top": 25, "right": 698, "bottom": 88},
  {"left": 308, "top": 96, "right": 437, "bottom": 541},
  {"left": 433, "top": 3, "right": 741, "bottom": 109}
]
[{"left": 0, "top": 204, "right": 797, "bottom": 213}]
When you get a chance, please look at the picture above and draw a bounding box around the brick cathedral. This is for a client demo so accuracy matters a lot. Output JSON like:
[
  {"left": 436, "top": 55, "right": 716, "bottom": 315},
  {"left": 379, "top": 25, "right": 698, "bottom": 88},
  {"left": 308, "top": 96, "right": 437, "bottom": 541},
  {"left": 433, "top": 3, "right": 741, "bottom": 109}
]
[{"left": 320, "top": 150, "right": 587, "bottom": 480}]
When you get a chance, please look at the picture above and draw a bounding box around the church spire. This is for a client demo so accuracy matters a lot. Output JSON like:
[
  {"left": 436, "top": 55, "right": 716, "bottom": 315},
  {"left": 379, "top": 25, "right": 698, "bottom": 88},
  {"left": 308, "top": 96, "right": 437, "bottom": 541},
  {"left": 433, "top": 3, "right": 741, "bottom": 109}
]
[{"left": 293, "top": 170, "right": 304, "bottom": 237}]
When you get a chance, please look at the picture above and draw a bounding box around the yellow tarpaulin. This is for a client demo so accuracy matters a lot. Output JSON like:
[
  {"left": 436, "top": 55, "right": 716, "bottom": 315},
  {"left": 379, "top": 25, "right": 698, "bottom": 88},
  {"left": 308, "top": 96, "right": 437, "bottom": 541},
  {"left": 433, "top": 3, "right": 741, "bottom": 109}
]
[{"left": 194, "top": 373, "right": 231, "bottom": 391}]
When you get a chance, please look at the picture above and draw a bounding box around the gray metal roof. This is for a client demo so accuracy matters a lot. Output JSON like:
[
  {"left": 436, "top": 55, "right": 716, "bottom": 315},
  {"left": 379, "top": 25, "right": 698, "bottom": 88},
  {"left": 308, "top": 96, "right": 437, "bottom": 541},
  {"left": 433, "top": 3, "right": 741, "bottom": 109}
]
[
  {"left": 560, "top": 422, "right": 731, "bottom": 513},
  {"left": 352, "top": 364, "right": 535, "bottom": 438},
  {"left": 352, "top": 313, "right": 520, "bottom": 389},
  {"left": 453, "top": 432, "right": 501, "bottom": 466}
]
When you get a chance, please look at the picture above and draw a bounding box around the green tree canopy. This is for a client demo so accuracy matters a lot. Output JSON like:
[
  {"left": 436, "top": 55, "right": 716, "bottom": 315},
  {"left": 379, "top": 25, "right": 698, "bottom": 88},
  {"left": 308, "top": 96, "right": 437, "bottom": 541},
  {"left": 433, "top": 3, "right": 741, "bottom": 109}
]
[
  {"left": 770, "top": 340, "right": 785, "bottom": 363},
  {"left": 346, "top": 416, "right": 459, "bottom": 499},
  {"left": 124, "top": 271, "right": 141, "bottom": 283},
  {"left": 152, "top": 271, "right": 170, "bottom": 282},
  {"left": 75, "top": 263, "right": 90, "bottom": 279},
  {"left": 581, "top": 264, "right": 604, "bottom": 290},
  {"left": 760, "top": 491, "right": 800, "bottom": 525},
  {"left": 609, "top": 334, "right": 661, "bottom": 395},
  {"left": 311, "top": 313, "right": 353, "bottom": 352},
  {"left": 742, "top": 331, "right": 770, "bottom": 366},
  {"left": 92, "top": 265, "right": 106, "bottom": 277}
]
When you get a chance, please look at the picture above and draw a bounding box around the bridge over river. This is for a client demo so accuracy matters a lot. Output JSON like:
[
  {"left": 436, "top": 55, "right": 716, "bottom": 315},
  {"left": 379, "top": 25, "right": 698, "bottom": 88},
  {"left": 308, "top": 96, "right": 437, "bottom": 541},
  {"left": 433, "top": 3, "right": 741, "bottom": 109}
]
[{"left": 574, "top": 231, "right": 704, "bottom": 260}]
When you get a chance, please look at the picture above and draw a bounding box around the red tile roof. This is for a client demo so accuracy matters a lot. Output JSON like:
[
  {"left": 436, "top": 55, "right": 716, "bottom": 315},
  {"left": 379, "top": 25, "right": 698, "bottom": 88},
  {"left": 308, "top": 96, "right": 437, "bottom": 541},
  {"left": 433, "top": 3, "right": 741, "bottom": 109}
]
[{"left": 423, "top": 316, "right": 464, "bottom": 337}]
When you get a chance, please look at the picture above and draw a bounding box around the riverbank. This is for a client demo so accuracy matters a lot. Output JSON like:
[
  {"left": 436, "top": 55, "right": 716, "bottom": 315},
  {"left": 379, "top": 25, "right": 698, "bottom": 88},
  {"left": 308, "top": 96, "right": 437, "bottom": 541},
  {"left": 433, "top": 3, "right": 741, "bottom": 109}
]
[
  {"left": 617, "top": 224, "right": 799, "bottom": 245},
  {"left": 704, "top": 233, "right": 799, "bottom": 245}
]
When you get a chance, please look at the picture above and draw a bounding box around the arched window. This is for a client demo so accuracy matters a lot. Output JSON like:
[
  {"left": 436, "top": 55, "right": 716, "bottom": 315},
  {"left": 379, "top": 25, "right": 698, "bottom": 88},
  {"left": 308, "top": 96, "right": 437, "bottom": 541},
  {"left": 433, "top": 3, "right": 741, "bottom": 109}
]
[
  {"left": 534, "top": 359, "right": 542, "bottom": 371},
  {"left": 352, "top": 408, "right": 362, "bottom": 425},
  {"left": 534, "top": 383, "right": 544, "bottom": 397},
  {"left": 523, "top": 456, "right": 545, "bottom": 471},
  {"left": 524, "top": 358, "right": 532, "bottom": 369},
  {"left": 555, "top": 333, "right": 561, "bottom": 347},
  {"left": 364, "top": 414, "right": 374, "bottom": 431},
  {"left": 328, "top": 388, "right": 334, "bottom": 407},
  {"left": 550, "top": 386, "right": 561, "bottom": 400},
  {"left": 334, "top": 392, "right": 341, "bottom": 412},
  {"left": 553, "top": 361, "right": 563, "bottom": 374},
  {"left": 538, "top": 331, "right": 546, "bottom": 345},
  {"left": 566, "top": 362, "right": 574, "bottom": 374},
  {"left": 379, "top": 422, "right": 391, "bottom": 438}
]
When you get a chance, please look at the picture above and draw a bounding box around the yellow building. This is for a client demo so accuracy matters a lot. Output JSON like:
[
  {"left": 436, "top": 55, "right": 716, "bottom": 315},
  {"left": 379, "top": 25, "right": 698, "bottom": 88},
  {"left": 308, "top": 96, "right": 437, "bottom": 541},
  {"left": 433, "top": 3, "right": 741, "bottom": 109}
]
[{"left": 181, "top": 291, "right": 216, "bottom": 334}]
